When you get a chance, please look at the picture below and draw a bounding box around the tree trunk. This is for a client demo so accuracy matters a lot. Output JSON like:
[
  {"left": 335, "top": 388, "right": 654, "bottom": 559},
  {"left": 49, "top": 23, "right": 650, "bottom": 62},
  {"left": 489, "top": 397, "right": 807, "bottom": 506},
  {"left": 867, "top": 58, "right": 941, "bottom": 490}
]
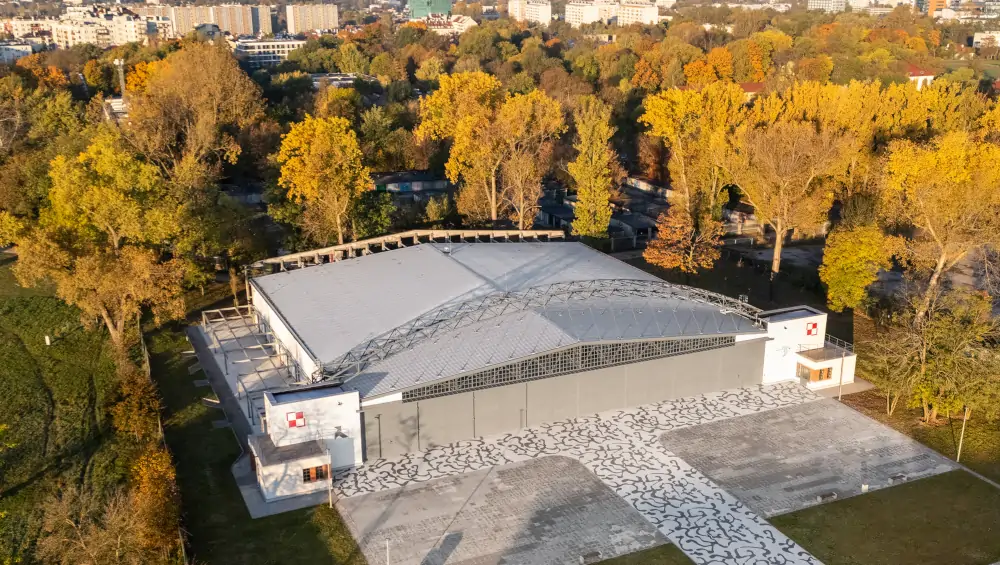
[
  {"left": 915, "top": 252, "right": 947, "bottom": 327},
  {"left": 336, "top": 214, "right": 344, "bottom": 245},
  {"left": 929, "top": 404, "right": 939, "bottom": 423},
  {"left": 922, "top": 399, "right": 931, "bottom": 422},
  {"left": 771, "top": 224, "right": 784, "bottom": 277},
  {"left": 490, "top": 175, "right": 498, "bottom": 223}
]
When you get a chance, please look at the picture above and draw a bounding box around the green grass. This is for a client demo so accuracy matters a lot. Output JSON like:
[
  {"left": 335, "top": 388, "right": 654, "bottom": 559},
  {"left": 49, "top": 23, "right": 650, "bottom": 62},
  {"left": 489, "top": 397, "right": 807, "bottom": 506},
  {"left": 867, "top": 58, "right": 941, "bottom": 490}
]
[
  {"left": 597, "top": 544, "right": 694, "bottom": 564},
  {"left": 771, "top": 471, "right": 1000, "bottom": 565},
  {"left": 149, "top": 318, "right": 366, "bottom": 565},
  {"left": 843, "top": 389, "right": 1000, "bottom": 484},
  {"left": 0, "top": 259, "right": 123, "bottom": 563}
]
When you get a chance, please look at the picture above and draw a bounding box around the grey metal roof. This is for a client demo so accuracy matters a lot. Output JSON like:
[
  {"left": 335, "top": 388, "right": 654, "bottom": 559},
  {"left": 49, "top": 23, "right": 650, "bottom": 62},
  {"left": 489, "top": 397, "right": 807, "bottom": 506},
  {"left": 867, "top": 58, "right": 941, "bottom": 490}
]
[{"left": 250, "top": 242, "right": 764, "bottom": 398}]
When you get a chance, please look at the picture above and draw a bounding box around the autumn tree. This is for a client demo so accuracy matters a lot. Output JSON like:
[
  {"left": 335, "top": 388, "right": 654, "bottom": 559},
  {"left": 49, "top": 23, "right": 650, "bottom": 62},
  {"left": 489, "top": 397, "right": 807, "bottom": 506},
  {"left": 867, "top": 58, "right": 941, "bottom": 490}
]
[
  {"left": 349, "top": 191, "right": 395, "bottom": 240},
  {"left": 726, "top": 120, "right": 845, "bottom": 278},
  {"left": 12, "top": 130, "right": 187, "bottom": 349},
  {"left": 417, "top": 72, "right": 564, "bottom": 225},
  {"left": 277, "top": 115, "right": 372, "bottom": 245},
  {"left": 645, "top": 207, "right": 724, "bottom": 275},
  {"left": 569, "top": 96, "right": 617, "bottom": 239},
  {"left": 641, "top": 82, "right": 743, "bottom": 273},
  {"left": 884, "top": 131, "right": 1000, "bottom": 325},
  {"left": 819, "top": 225, "right": 895, "bottom": 312},
  {"left": 38, "top": 487, "right": 154, "bottom": 565},
  {"left": 125, "top": 42, "right": 264, "bottom": 190}
]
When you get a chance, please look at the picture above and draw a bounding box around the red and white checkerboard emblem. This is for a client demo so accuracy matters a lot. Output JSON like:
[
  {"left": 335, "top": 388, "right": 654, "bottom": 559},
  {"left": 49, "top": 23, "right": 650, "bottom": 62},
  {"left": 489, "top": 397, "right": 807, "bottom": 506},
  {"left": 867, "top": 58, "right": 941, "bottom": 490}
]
[
  {"left": 806, "top": 322, "right": 818, "bottom": 336},
  {"left": 286, "top": 411, "right": 305, "bottom": 428}
]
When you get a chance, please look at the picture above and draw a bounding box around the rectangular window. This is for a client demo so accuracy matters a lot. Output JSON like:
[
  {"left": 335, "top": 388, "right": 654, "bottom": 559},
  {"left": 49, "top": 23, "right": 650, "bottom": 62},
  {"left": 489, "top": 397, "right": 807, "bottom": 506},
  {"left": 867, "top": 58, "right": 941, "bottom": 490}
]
[
  {"left": 798, "top": 364, "right": 832, "bottom": 382},
  {"left": 302, "top": 464, "right": 330, "bottom": 483}
]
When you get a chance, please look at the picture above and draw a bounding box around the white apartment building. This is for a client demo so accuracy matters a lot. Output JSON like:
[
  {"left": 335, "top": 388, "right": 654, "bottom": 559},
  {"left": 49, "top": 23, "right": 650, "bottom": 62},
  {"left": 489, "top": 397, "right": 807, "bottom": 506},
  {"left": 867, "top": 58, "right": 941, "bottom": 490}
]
[
  {"left": 565, "top": 0, "right": 620, "bottom": 27},
  {"left": 232, "top": 37, "right": 306, "bottom": 67},
  {"left": 1, "top": 18, "right": 55, "bottom": 38},
  {"left": 0, "top": 42, "right": 34, "bottom": 64},
  {"left": 508, "top": 0, "right": 553, "bottom": 23},
  {"left": 566, "top": 2, "right": 601, "bottom": 27},
  {"left": 973, "top": 31, "right": 1000, "bottom": 47},
  {"left": 286, "top": 4, "right": 339, "bottom": 34},
  {"left": 527, "top": 0, "right": 554, "bottom": 23},
  {"left": 807, "top": 0, "right": 847, "bottom": 11},
  {"left": 617, "top": 1, "right": 658, "bottom": 25},
  {"left": 423, "top": 13, "right": 478, "bottom": 34},
  {"left": 51, "top": 21, "right": 105, "bottom": 48}
]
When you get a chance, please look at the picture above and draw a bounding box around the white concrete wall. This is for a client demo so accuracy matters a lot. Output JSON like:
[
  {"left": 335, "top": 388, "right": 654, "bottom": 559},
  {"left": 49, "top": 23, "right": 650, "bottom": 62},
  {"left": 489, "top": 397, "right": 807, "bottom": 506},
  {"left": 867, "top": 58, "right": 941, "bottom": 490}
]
[
  {"left": 254, "top": 451, "right": 330, "bottom": 500},
  {"left": 264, "top": 389, "right": 363, "bottom": 469},
  {"left": 251, "top": 287, "right": 318, "bottom": 380},
  {"left": 761, "top": 307, "right": 827, "bottom": 384},
  {"left": 797, "top": 351, "right": 856, "bottom": 390}
]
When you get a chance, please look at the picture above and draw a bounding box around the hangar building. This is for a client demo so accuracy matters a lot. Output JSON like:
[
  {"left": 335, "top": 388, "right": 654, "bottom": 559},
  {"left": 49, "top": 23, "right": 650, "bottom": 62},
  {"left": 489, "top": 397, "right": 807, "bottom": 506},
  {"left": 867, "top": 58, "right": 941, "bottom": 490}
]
[{"left": 201, "top": 238, "right": 856, "bottom": 502}]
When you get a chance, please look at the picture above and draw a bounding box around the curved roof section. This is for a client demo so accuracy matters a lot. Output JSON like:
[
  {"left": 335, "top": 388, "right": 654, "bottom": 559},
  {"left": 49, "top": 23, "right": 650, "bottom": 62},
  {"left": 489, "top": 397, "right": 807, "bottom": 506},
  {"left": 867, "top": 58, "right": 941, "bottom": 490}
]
[{"left": 250, "top": 242, "right": 764, "bottom": 397}]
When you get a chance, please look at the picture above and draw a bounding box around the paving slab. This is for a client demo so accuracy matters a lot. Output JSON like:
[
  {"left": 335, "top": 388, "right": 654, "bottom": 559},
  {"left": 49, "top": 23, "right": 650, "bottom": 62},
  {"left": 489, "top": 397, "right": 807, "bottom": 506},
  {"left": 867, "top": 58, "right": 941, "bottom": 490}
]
[
  {"left": 339, "top": 456, "right": 668, "bottom": 565},
  {"left": 659, "top": 399, "right": 959, "bottom": 517},
  {"left": 332, "top": 382, "right": 823, "bottom": 565}
]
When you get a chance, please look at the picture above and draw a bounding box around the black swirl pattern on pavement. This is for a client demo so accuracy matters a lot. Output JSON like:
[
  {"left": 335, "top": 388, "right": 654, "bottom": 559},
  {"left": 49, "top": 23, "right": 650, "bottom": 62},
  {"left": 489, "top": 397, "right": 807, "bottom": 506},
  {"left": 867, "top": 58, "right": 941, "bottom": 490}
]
[{"left": 331, "top": 382, "right": 822, "bottom": 565}]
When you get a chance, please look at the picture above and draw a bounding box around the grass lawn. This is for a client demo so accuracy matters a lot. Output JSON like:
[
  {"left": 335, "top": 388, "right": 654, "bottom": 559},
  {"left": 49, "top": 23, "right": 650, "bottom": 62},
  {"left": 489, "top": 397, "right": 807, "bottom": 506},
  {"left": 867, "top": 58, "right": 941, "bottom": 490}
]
[
  {"left": 771, "top": 470, "right": 1000, "bottom": 565},
  {"left": 0, "top": 256, "right": 123, "bottom": 563},
  {"left": 597, "top": 544, "right": 694, "bottom": 564},
  {"left": 149, "top": 308, "right": 366, "bottom": 565}
]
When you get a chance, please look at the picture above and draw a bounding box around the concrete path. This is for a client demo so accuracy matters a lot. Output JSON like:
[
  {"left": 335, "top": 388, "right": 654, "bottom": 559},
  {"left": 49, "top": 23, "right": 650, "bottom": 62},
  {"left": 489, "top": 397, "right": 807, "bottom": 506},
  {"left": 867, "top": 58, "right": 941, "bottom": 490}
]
[{"left": 333, "top": 382, "right": 823, "bottom": 565}]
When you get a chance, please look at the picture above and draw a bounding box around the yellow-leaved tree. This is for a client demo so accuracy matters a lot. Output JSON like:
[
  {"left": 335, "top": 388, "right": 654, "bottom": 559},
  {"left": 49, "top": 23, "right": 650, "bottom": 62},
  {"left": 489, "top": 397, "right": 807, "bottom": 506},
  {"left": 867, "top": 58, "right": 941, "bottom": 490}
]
[
  {"left": 278, "top": 115, "right": 372, "bottom": 245},
  {"left": 641, "top": 82, "right": 743, "bottom": 274},
  {"left": 726, "top": 120, "right": 846, "bottom": 279},
  {"left": 12, "top": 128, "right": 187, "bottom": 349},
  {"left": 569, "top": 95, "right": 618, "bottom": 239},
  {"left": 885, "top": 131, "right": 1000, "bottom": 325},
  {"left": 416, "top": 72, "right": 564, "bottom": 225}
]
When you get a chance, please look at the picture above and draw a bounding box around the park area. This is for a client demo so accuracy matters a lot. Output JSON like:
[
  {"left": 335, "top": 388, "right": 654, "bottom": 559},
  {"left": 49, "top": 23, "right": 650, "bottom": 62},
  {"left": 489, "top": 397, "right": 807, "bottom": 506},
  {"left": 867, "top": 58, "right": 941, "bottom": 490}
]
[
  {"left": 0, "top": 254, "right": 122, "bottom": 561},
  {"left": 2, "top": 252, "right": 999, "bottom": 565}
]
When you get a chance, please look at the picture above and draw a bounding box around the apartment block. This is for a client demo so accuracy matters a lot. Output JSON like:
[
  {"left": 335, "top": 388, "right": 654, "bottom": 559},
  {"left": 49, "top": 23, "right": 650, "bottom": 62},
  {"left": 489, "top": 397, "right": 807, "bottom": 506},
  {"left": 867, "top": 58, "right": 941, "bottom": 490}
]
[
  {"left": 286, "top": 4, "right": 339, "bottom": 34},
  {"left": 232, "top": 37, "right": 307, "bottom": 67},
  {"left": 616, "top": 1, "right": 657, "bottom": 25}
]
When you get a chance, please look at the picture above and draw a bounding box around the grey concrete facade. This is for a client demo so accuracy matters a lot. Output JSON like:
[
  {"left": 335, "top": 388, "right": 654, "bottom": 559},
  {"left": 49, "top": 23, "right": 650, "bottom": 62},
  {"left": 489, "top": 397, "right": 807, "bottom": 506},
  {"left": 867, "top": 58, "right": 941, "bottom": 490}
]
[{"left": 362, "top": 338, "right": 766, "bottom": 460}]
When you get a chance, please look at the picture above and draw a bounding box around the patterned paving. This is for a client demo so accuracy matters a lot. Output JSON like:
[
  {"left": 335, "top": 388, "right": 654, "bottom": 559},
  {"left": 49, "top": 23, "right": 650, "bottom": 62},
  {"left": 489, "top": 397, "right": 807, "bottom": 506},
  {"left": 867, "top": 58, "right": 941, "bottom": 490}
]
[{"left": 333, "top": 381, "right": 823, "bottom": 565}]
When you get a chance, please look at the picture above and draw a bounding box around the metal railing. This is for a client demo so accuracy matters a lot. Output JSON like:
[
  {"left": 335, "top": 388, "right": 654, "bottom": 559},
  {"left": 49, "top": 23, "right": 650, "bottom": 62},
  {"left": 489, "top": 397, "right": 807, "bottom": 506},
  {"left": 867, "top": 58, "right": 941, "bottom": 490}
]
[
  {"left": 251, "top": 229, "right": 566, "bottom": 272},
  {"left": 825, "top": 334, "right": 855, "bottom": 353}
]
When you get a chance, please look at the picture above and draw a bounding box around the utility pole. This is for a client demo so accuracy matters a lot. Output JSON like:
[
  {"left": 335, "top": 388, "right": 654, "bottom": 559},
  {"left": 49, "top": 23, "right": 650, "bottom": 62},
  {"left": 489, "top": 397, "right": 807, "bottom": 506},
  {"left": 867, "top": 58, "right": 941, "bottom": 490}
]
[
  {"left": 957, "top": 406, "right": 970, "bottom": 463},
  {"left": 837, "top": 348, "right": 846, "bottom": 401}
]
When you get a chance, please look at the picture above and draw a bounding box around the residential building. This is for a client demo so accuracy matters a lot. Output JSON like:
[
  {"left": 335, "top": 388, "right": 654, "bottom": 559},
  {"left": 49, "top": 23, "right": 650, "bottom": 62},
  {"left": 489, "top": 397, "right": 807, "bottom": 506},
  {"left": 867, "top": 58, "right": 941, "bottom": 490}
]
[
  {"left": 907, "top": 63, "right": 935, "bottom": 90},
  {"left": 213, "top": 4, "right": 257, "bottom": 36},
  {"left": 807, "top": 0, "right": 846, "bottom": 11},
  {"left": 286, "top": 4, "right": 339, "bottom": 34},
  {"left": 197, "top": 237, "right": 856, "bottom": 503},
  {"left": 925, "top": 0, "right": 947, "bottom": 13},
  {"left": 565, "top": 2, "right": 601, "bottom": 27},
  {"left": 509, "top": 0, "right": 553, "bottom": 22},
  {"left": 0, "top": 41, "right": 33, "bottom": 64},
  {"left": 423, "top": 13, "right": 478, "bottom": 34},
  {"left": 133, "top": 5, "right": 272, "bottom": 38},
  {"left": 1, "top": 18, "right": 55, "bottom": 38},
  {"left": 973, "top": 30, "right": 1000, "bottom": 47},
  {"left": 232, "top": 37, "right": 307, "bottom": 67},
  {"left": 616, "top": 1, "right": 658, "bottom": 25},
  {"left": 408, "top": 0, "right": 452, "bottom": 19}
]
